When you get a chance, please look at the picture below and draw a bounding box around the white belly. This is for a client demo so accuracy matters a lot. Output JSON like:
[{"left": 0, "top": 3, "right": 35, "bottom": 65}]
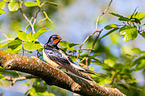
[{"left": 43, "top": 49, "right": 60, "bottom": 68}]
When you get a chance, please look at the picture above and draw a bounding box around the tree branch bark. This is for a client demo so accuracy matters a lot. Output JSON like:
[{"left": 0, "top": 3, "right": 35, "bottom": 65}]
[{"left": 0, "top": 50, "right": 125, "bottom": 96}]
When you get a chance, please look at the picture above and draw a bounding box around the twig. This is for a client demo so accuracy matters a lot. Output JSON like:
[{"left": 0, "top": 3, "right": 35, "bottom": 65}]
[
  {"left": 77, "top": 0, "right": 113, "bottom": 63},
  {"left": 85, "top": 0, "right": 113, "bottom": 68},
  {"left": 0, "top": 30, "right": 8, "bottom": 39},
  {"left": 43, "top": 11, "right": 53, "bottom": 23},
  {"left": 19, "top": 8, "right": 36, "bottom": 34},
  {"left": 5, "top": 75, "right": 37, "bottom": 86},
  {"left": 95, "top": 0, "right": 113, "bottom": 31},
  {"left": 91, "top": 0, "right": 113, "bottom": 53},
  {"left": 0, "top": 38, "right": 14, "bottom": 43},
  {"left": 19, "top": 6, "right": 44, "bottom": 46},
  {"left": 76, "top": 30, "right": 102, "bottom": 60}
]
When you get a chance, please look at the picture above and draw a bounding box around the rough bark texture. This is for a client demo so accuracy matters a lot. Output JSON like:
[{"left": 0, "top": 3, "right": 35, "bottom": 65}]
[{"left": 0, "top": 50, "right": 125, "bottom": 96}]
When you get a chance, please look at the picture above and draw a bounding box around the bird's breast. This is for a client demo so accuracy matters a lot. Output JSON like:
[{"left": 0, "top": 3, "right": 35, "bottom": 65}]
[{"left": 43, "top": 49, "right": 61, "bottom": 68}]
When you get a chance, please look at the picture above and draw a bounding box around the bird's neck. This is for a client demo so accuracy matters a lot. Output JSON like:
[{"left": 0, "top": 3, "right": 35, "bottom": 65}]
[{"left": 44, "top": 43, "right": 59, "bottom": 50}]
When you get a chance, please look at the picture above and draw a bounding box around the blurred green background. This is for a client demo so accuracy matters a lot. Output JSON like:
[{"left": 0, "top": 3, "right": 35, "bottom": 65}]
[{"left": 0, "top": 0, "right": 145, "bottom": 96}]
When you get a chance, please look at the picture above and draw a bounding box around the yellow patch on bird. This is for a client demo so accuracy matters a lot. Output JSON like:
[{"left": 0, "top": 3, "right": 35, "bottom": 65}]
[{"left": 43, "top": 49, "right": 61, "bottom": 68}]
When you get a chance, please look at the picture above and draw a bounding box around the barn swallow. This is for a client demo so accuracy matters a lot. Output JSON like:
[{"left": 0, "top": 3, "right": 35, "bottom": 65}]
[{"left": 43, "top": 35, "right": 93, "bottom": 81}]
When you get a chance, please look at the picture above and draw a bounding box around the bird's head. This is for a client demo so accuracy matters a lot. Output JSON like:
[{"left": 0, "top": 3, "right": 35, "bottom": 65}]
[{"left": 46, "top": 35, "right": 61, "bottom": 48}]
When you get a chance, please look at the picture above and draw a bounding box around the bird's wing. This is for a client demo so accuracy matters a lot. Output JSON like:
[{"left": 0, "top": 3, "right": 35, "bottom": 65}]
[
  {"left": 44, "top": 49, "right": 92, "bottom": 80},
  {"left": 61, "top": 50, "right": 95, "bottom": 74}
]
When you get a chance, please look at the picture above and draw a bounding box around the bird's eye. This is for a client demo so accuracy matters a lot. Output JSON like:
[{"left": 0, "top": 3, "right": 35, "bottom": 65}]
[{"left": 53, "top": 37, "right": 57, "bottom": 39}]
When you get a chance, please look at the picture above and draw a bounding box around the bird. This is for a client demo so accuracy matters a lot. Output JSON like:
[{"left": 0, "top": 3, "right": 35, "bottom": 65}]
[{"left": 43, "top": 34, "right": 94, "bottom": 81}]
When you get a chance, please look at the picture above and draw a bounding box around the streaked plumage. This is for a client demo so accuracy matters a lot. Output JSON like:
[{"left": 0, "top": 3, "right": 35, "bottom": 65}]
[{"left": 43, "top": 35, "right": 93, "bottom": 80}]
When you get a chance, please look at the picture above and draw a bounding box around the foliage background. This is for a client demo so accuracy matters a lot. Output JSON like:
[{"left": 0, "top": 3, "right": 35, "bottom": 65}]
[{"left": 0, "top": 0, "right": 145, "bottom": 96}]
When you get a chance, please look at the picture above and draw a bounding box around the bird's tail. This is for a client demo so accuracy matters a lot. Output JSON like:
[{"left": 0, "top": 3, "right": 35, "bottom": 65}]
[
  {"left": 71, "top": 63, "right": 95, "bottom": 74},
  {"left": 61, "top": 64, "right": 92, "bottom": 81}
]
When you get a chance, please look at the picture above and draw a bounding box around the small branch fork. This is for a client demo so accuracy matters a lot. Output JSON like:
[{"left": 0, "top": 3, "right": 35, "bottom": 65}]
[
  {"left": 0, "top": 30, "right": 14, "bottom": 43},
  {"left": 19, "top": 6, "right": 44, "bottom": 46},
  {"left": 5, "top": 75, "right": 37, "bottom": 86},
  {"left": 77, "top": 0, "right": 113, "bottom": 68}
]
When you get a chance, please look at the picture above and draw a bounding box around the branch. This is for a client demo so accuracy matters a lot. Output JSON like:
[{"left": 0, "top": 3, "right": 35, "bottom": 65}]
[
  {"left": 77, "top": 0, "right": 113, "bottom": 60},
  {"left": 5, "top": 75, "right": 37, "bottom": 86},
  {"left": 0, "top": 30, "right": 14, "bottom": 43},
  {"left": 19, "top": 7, "right": 43, "bottom": 46},
  {"left": 0, "top": 49, "right": 125, "bottom": 96}
]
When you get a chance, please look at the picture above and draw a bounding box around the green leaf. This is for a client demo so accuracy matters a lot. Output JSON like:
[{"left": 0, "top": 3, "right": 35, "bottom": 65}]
[
  {"left": 132, "top": 56, "right": 145, "bottom": 67},
  {"left": 0, "top": 81, "right": 3, "bottom": 86},
  {"left": 132, "top": 12, "right": 145, "bottom": 20},
  {"left": 69, "top": 43, "right": 83, "bottom": 48},
  {"left": 135, "top": 59, "right": 145, "bottom": 71},
  {"left": 131, "top": 48, "right": 141, "bottom": 54},
  {"left": 24, "top": 2, "right": 39, "bottom": 7},
  {"left": 104, "top": 24, "right": 120, "bottom": 30},
  {"left": 44, "top": 1, "right": 58, "bottom": 6},
  {"left": 8, "top": 1, "right": 19, "bottom": 11},
  {"left": 99, "top": 28, "right": 119, "bottom": 40},
  {"left": 29, "top": 87, "right": 55, "bottom": 96},
  {"left": 59, "top": 41, "right": 74, "bottom": 51},
  {"left": 104, "top": 59, "right": 115, "bottom": 67},
  {"left": 0, "top": 9, "right": 5, "bottom": 15},
  {"left": 141, "top": 32, "right": 145, "bottom": 38},
  {"left": 22, "top": 82, "right": 30, "bottom": 86},
  {"left": 29, "top": 87, "right": 38, "bottom": 96},
  {"left": 110, "top": 12, "right": 130, "bottom": 21},
  {"left": 119, "top": 26, "right": 138, "bottom": 42},
  {"left": 23, "top": 42, "right": 41, "bottom": 51},
  {"left": 33, "top": 28, "right": 51, "bottom": 40},
  {"left": 8, "top": 38, "right": 22, "bottom": 49},
  {"left": 17, "top": 31, "right": 34, "bottom": 42},
  {"left": 0, "top": 74, "right": 5, "bottom": 80},
  {"left": 0, "top": 2, "right": 5, "bottom": 9},
  {"left": 38, "top": 91, "right": 55, "bottom": 96},
  {"left": 0, "top": 42, "right": 9, "bottom": 48}
]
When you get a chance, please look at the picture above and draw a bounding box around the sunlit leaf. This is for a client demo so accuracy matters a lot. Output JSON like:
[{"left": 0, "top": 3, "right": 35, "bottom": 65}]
[
  {"left": 24, "top": 2, "right": 40, "bottom": 7},
  {"left": 29, "top": 87, "right": 38, "bottom": 96},
  {"left": 23, "top": 42, "right": 41, "bottom": 51},
  {"left": 29, "top": 87, "right": 55, "bottom": 96},
  {"left": 132, "top": 55, "right": 145, "bottom": 67},
  {"left": 99, "top": 28, "right": 119, "bottom": 40},
  {"left": 8, "top": 38, "right": 22, "bottom": 49},
  {"left": 69, "top": 43, "right": 83, "bottom": 48},
  {"left": 98, "top": 77, "right": 112, "bottom": 86},
  {"left": 8, "top": 1, "right": 19, "bottom": 11},
  {"left": 110, "top": 12, "right": 130, "bottom": 21},
  {"left": 0, "top": 9, "right": 5, "bottom": 15},
  {"left": 104, "top": 59, "right": 115, "bottom": 67},
  {"left": 110, "top": 33, "right": 120, "bottom": 44},
  {"left": 104, "top": 24, "right": 120, "bottom": 30},
  {"left": 33, "top": 28, "right": 51, "bottom": 40},
  {"left": 59, "top": 41, "right": 74, "bottom": 51},
  {"left": 22, "top": 82, "right": 30, "bottom": 86},
  {"left": 119, "top": 25, "right": 138, "bottom": 42},
  {"left": 0, "top": 2, "right": 5, "bottom": 9},
  {"left": 38, "top": 91, "right": 55, "bottom": 96},
  {"left": 135, "top": 59, "right": 145, "bottom": 71},
  {"left": 0, "top": 74, "right": 5, "bottom": 80},
  {"left": 80, "top": 54, "right": 102, "bottom": 64},
  {"left": 17, "top": 31, "right": 34, "bottom": 42},
  {"left": 132, "top": 12, "right": 145, "bottom": 20},
  {"left": 131, "top": 48, "right": 141, "bottom": 54},
  {"left": 44, "top": 1, "right": 58, "bottom": 6},
  {"left": 0, "top": 42, "right": 9, "bottom": 48},
  {"left": 141, "top": 32, "right": 145, "bottom": 38}
]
